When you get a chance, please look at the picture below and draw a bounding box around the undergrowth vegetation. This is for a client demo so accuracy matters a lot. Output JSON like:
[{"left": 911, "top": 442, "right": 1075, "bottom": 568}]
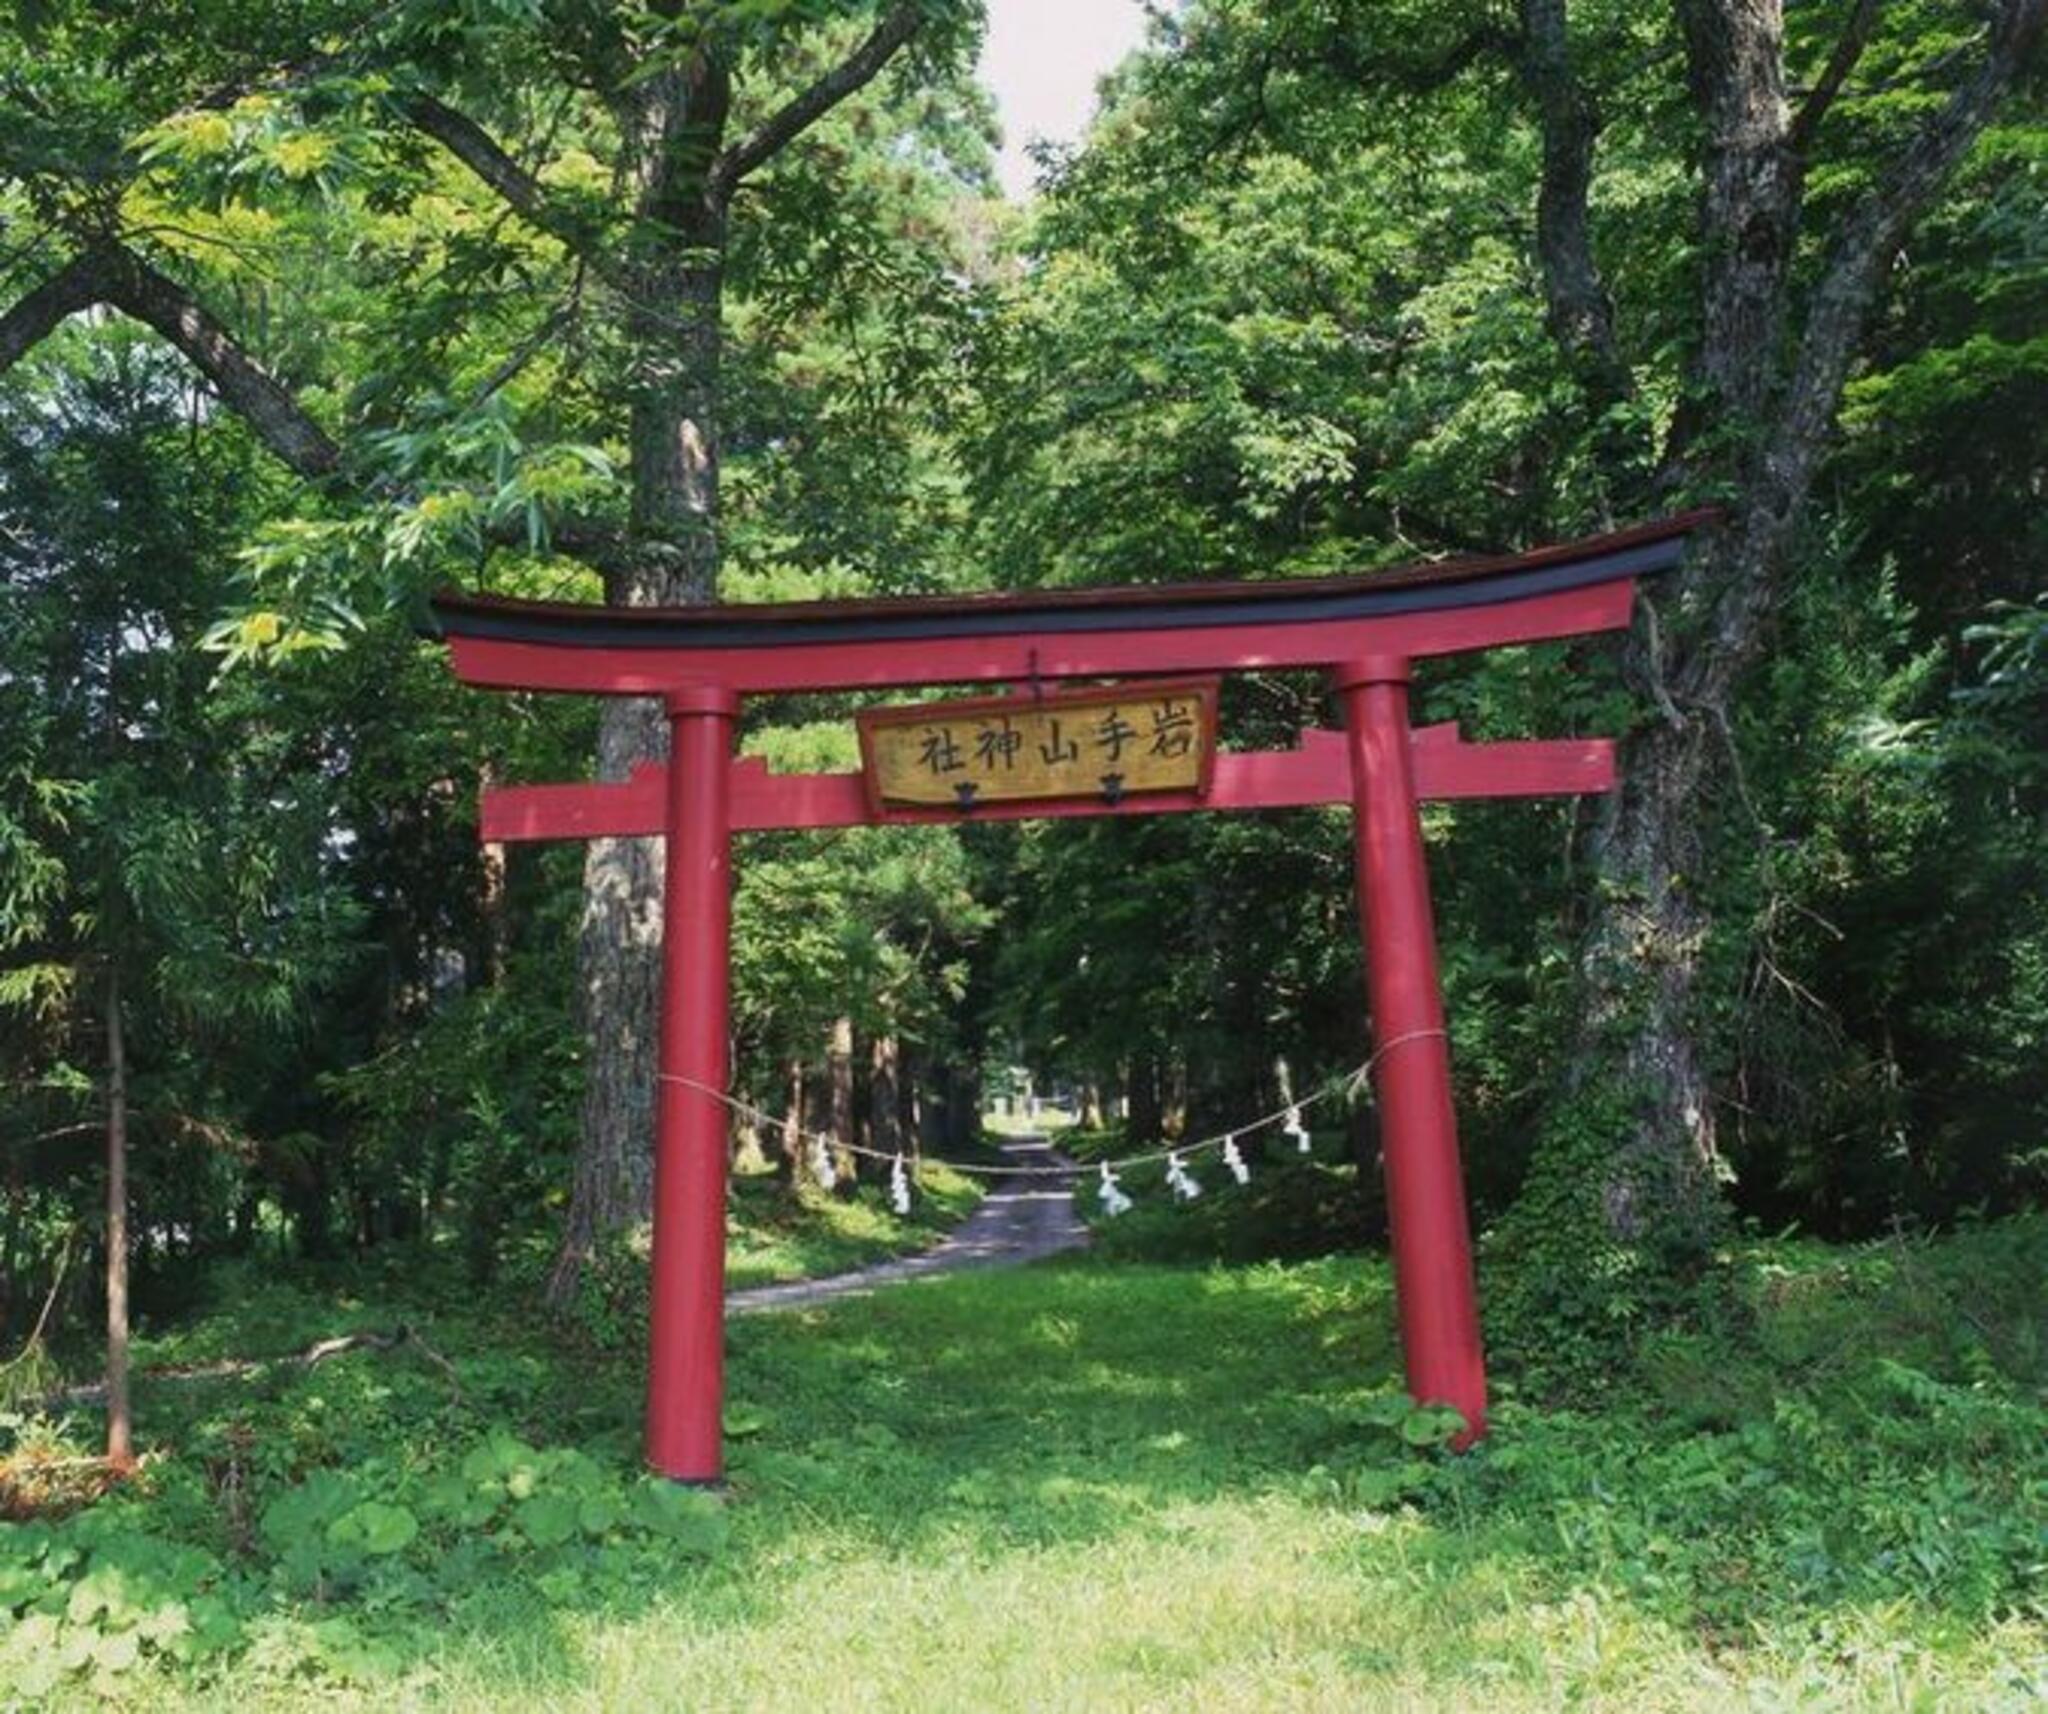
[{"left": 1, "top": 1211, "right": 2042, "bottom": 1709}]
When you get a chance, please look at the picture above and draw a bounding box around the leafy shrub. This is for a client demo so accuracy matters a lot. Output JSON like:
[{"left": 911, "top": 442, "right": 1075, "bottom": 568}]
[
  {"left": 0, "top": 1428, "right": 727, "bottom": 1696},
  {"left": 0, "top": 1514, "right": 241, "bottom": 1698}
]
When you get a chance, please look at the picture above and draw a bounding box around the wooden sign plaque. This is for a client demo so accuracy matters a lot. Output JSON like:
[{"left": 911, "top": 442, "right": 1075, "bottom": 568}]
[{"left": 857, "top": 679, "right": 1220, "bottom": 813}]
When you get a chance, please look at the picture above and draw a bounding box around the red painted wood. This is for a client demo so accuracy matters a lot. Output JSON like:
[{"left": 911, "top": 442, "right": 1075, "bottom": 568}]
[
  {"left": 480, "top": 726, "right": 1616, "bottom": 842},
  {"left": 442, "top": 541, "right": 1695, "bottom": 1480},
  {"left": 644, "top": 695, "right": 736, "bottom": 1484},
  {"left": 443, "top": 580, "right": 1637, "bottom": 698},
  {"left": 1337, "top": 662, "right": 1488, "bottom": 1444},
  {"left": 1411, "top": 726, "right": 1616, "bottom": 801}
]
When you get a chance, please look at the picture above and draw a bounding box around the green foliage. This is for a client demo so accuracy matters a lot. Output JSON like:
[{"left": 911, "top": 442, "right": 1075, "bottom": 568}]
[
  {"left": 0, "top": 1423, "right": 729, "bottom": 1699},
  {"left": 1066, "top": 1119, "right": 1380, "bottom": 1265},
  {"left": 552, "top": 1158, "right": 985, "bottom": 1351},
  {"left": 0, "top": 327, "right": 371, "bottom": 1334},
  {"left": 327, "top": 961, "right": 583, "bottom": 1282},
  {"left": 0, "top": 33, "right": 2041, "bottom": 1714},
  {"left": 0, "top": 1518, "right": 238, "bottom": 1698},
  {"left": 959, "top": 0, "right": 2048, "bottom": 1276},
  {"left": 4, "top": 1221, "right": 2044, "bottom": 1705},
  {"left": 1480, "top": 1078, "right": 1737, "bottom": 1399}
]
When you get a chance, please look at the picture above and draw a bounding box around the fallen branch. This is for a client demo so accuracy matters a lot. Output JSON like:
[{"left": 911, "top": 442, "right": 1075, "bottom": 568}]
[{"left": 48, "top": 1323, "right": 462, "bottom": 1410}]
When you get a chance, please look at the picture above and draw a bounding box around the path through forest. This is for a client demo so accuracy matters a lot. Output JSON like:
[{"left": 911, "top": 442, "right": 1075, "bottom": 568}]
[{"left": 728, "top": 1135, "right": 1087, "bottom": 1314}]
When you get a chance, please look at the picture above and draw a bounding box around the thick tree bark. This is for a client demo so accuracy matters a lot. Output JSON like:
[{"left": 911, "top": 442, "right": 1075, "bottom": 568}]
[
  {"left": 547, "top": 51, "right": 729, "bottom": 1301},
  {"left": 777, "top": 1056, "right": 805, "bottom": 1185},
  {"left": 1671, "top": 0, "right": 1802, "bottom": 432},
  {"left": 1512, "top": 0, "right": 1631, "bottom": 410},
  {"left": 825, "top": 1015, "right": 857, "bottom": 1183},
  {"left": 1554, "top": 0, "right": 2046, "bottom": 1255},
  {"left": 548, "top": 12, "right": 927, "bottom": 1296}
]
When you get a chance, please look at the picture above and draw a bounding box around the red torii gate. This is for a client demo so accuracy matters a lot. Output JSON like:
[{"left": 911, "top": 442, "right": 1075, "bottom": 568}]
[{"left": 430, "top": 511, "right": 1706, "bottom": 1483}]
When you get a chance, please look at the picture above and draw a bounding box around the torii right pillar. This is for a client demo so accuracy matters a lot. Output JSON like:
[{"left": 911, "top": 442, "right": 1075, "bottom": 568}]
[{"left": 1334, "top": 655, "right": 1487, "bottom": 1442}]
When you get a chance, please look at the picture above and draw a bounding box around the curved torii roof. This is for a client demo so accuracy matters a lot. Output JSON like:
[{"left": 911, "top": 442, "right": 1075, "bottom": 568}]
[{"left": 428, "top": 510, "right": 1709, "bottom": 697}]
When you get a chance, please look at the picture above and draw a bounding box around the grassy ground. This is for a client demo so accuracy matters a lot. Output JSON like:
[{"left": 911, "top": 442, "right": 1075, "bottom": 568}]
[
  {"left": 2, "top": 1215, "right": 2043, "bottom": 1710},
  {"left": 723, "top": 1159, "right": 985, "bottom": 1291}
]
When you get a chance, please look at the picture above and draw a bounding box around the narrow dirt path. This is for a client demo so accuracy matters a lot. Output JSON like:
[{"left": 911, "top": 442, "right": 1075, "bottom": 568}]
[{"left": 728, "top": 1134, "right": 1088, "bottom": 1315}]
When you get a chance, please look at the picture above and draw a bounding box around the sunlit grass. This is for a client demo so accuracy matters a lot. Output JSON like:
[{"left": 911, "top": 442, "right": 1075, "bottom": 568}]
[
  {"left": 724, "top": 1159, "right": 984, "bottom": 1290},
  {"left": 19, "top": 1222, "right": 2048, "bottom": 1712}
]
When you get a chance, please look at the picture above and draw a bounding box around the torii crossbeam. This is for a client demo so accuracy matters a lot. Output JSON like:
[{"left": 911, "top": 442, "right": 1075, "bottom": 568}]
[{"left": 430, "top": 511, "right": 1707, "bottom": 1483}]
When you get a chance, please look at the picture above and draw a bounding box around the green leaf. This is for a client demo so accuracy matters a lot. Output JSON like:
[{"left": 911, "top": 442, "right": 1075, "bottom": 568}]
[
  {"left": 722, "top": 1405, "right": 772, "bottom": 1439},
  {"left": 577, "top": 1492, "right": 626, "bottom": 1537},
  {"left": 1354, "top": 1392, "right": 1411, "bottom": 1430},
  {"left": 461, "top": 1433, "right": 541, "bottom": 1488},
  {"left": 420, "top": 1471, "right": 499, "bottom": 1528},
  {"left": 630, "top": 1482, "right": 730, "bottom": 1556},
  {"left": 515, "top": 1492, "right": 579, "bottom": 1549},
  {"left": 1347, "top": 1467, "right": 1411, "bottom": 1507},
  {"left": 89, "top": 1627, "right": 141, "bottom": 1673},
  {"left": 261, "top": 1471, "right": 360, "bottom": 1550},
  {"left": 327, "top": 1500, "right": 419, "bottom": 1557},
  {"left": 1400, "top": 1404, "right": 1468, "bottom": 1447}
]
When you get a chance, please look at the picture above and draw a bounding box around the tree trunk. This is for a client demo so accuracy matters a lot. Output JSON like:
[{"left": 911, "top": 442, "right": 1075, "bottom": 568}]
[
  {"left": 1127, "top": 1052, "right": 1162, "bottom": 1148},
  {"left": 870, "top": 1034, "right": 902, "bottom": 1160},
  {"left": 776, "top": 1056, "right": 805, "bottom": 1186},
  {"left": 1080, "top": 1081, "right": 1104, "bottom": 1131},
  {"left": 897, "top": 1041, "right": 924, "bottom": 1164},
  {"left": 942, "top": 1062, "right": 982, "bottom": 1153},
  {"left": 477, "top": 760, "right": 509, "bottom": 988},
  {"left": 1559, "top": 697, "right": 1727, "bottom": 1251},
  {"left": 1508, "top": 0, "right": 2044, "bottom": 1308},
  {"left": 826, "top": 1015, "right": 856, "bottom": 1186},
  {"left": 1163, "top": 1057, "right": 1188, "bottom": 1140},
  {"left": 104, "top": 965, "right": 132, "bottom": 1469},
  {"left": 548, "top": 66, "right": 730, "bottom": 1305}
]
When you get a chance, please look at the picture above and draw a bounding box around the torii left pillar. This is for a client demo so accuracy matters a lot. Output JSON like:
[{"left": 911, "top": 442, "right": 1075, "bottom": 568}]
[{"left": 646, "top": 686, "right": 737, "bottom": 1483}]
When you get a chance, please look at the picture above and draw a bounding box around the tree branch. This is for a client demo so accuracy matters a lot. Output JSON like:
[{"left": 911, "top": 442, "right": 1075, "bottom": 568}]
[
  {"left": 1512, "top": 0, "right": 1633, "bottom": 406},
  {"left": 401, "top": 93, "right": 611, "bottom": 267},
  {"left": 0, "top": 250, "right": 105, "bottom": 372},
  {"left": 709, "top": 2, "right": 925, "bottom": 198},
  {"left": 0, "top": 244, "right": 342, "bottom": 479},
  {"left": 0, "top": 246, "right": 636, "bottom": 561},
  {"left": 1789, "top": 0, "right": 1882, "bottom": 156},
  {"left": 53, "top": 1322, "right": 462, "bottom": 1407},
  {"left": 101, "top": 247, "right": 343, "bottom": 478},
  {"left": 1659, "top": 0, "right": 1802, "bottom": 470},
  {"left": 1775, "top": 0, "right": 2046, "bottom": 504},
  {"left": 1680, "top": 0, "right": 2047, "bottom": 705}
]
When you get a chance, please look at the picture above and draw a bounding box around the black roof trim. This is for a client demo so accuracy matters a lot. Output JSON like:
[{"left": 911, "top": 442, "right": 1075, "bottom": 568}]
[{"left": 429, "top": 513, "right": 1707, "bottom": 653}]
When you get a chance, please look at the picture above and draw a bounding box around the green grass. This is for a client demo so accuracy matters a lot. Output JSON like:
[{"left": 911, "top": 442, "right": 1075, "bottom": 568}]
[
  {"left": 982, "top": 1106, "right": 1075, "bottom": 1137},
  {"left": 4, "top": 1219, "right": 2045, "bottom": 1710},
  {"left": 723, "top": 1159, "right": 985, "bottom": 1291}
]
